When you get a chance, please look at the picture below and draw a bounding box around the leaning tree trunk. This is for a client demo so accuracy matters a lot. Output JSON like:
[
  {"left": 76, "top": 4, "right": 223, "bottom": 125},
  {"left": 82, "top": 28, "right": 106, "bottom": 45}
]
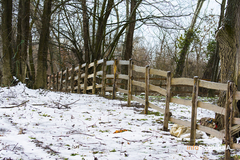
[
  {"left": 20, "top": 0, "right": 30, "bottom": 83},
  {"left": 34, "top": 0, "right": 52, "bottom": 89},
  {"left": 215, "top": 0, "right": 240, "bottom": 130},
  {"left": 1, "top": 0, "right": 13, "bottom": 86},
  {"left": 122, "top": 0, "right": 137, "bottom": 74},
  {"left": 174, "top": 0, "right": 204, "bottom": 78}
]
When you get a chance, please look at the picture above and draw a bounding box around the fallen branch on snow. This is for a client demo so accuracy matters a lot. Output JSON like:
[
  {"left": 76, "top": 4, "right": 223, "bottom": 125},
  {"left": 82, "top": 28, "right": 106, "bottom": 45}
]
[{"left": 0, "top": 100, "right": 29, "bottom": 109}]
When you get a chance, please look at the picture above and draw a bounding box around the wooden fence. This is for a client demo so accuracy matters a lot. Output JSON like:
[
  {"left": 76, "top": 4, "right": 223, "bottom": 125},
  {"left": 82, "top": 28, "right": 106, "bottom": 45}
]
[{"left": 47, "top": 59, "right": 240, "bottom": 160}]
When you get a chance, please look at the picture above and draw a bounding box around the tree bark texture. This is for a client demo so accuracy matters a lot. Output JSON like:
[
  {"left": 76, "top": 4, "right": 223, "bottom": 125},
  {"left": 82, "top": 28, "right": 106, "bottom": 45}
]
[
  {"left": 93, "top": 0, "right": 114, "bottom": 61},
  {"left": 20, "top": 0, "right": 30, "bottom": 83},
  {"left": 122, "top": 0, "right": 137, "bottom": 73},
  {"left": 216, "top": 0, "right": 240, "bottom": 130},
  {"left": 81, "top": 0, "right": 90, "bottom": 63},
  {"left": 35, "top": 0, "right": 52, "bottom": 89},
  {"left": 1, "top": 0, "right": 13, "bottom": 86}
]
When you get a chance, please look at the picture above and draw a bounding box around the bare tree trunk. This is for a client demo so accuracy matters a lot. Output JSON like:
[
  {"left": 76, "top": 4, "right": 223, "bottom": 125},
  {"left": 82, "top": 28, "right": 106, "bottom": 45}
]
[
  {"left": 15, "top": 0, "right": 22, "bottom": 80},
  {"left": 34, "top": 0, "right": 52, "bottom": 89},
  {"left": 28, "top": 0, "right": 40, "bottom": 85},
  {"left": 123, "top": 0, "right": 137, "bottom": 66},
  {"left": 1, "top": 0, "right": 13, "bottom": 86},
  {"left": 81, "top": 0, "right": 90, "bottom": 63},
  {"left": 93, "top": 0, "right": 114, "bottom": 61},
  {"left": 20, "top": 0, "right": 30, "bottom": 83},
  {"left": 215, "top": 0, "right": 240, "bottom": 130}
]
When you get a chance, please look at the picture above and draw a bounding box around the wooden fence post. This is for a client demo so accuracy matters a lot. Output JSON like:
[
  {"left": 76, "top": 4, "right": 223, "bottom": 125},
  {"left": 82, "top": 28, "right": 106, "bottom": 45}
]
[
  {"left": 77, "top": 64, "right": 82, "bottom": 94},
  {"left": 190, "top": 76, "right": 199, "bottom": 145},
  {"left": 65, "top": 68, "right": 69, "bottom": 92},
  {"left": 163, "top": 71, "right": 172, "bottom": 131},
  {"left": 83, "top": 63, "right": 89, "bottom": 94},
  {"left": 60, "top": 69, "right": 63, "bottom": 92},
  {"left": 48, "top": 75, "right": 51, "bottom": 90},
  {"left": 225, "top": 81, "right": 234, "bottom": 160},
  {"left": 112, "top": 59, "right": 118, "bottom": 99},
  {"left": 71, "top": 64, "right": 75, "bottom": 93},
  {"left": 92, "top": 60, "right": 97, "bottom": 94},
  {"left": 53, "top": 74, "right": 56, "bottom": 90},
  {"left": 128, "top": 59, "right": 133, "bottom": 107},
  {"left": 56, "top": 72, "right": 59, "bottom": 91},
  {"left": 144, "top": 65, "right": 150, "bottom": 114},
  {"left": 102, "top": 59, "right": 107, "bottom": 97}
]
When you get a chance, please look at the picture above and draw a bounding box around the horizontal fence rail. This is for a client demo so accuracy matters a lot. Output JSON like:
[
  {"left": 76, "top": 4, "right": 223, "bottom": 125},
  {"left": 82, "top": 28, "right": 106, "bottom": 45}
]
[{"left": 47, "top": 58, "right": 239, "bottom": 159}]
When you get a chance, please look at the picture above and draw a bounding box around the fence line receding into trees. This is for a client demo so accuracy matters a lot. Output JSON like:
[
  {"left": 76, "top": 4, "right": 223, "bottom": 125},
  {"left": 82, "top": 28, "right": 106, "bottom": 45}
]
[{"left": 47, "top": 58, "right": 240, "bottom": 160}]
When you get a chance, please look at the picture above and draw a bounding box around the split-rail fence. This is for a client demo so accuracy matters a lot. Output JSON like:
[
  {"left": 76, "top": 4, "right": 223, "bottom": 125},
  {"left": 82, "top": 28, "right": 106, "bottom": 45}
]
[{"left": 47, "top": 59, "right": 240, "bottom": 160}]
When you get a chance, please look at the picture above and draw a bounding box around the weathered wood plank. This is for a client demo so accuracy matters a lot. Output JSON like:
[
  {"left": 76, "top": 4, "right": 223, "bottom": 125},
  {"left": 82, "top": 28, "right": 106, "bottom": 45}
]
[
  {"left": 170, "top": 97, "right": 192, "bottom": 106},
  {"left": 106, "top": 74, "right": 114, "bottom": 79},
  {"left": 169, "top": 117, "right": 191, "bottom": 127},
  {"left": 149, "top": 68, "right": 168, "bottom": 77},
  {"left": 197, "top": 124, "right": 224, "bottom": 139},
  {"left": 132, "top": 80, "right": 145, "bottom": 88},
  {"left": 233, "top": 118, "right": 240, "bottom": 125},
  {"left": 198, "top": 101, "right": 225, "bottom": 115},
  {"left": 106, "top": 87, "right": 113, "bottom": 92},
  {"left": 74, "top": 65, "right": 79, "bottom": 71},
  {"left": 118, "top": 74, "right": 128, "bottom": 80},
  {"left": 171, "top": 78, "right": 194, "bottom": 86},
  {"left": 117, "top": 87, "right": 128, "bottom": 94},
  {"left": 106, "top": 60, "right": 114, "bottom": 66},
  {"left": 234, "top": 91, "right": 240, "bottom": 100},
  {"left": 132, "top": 95, "right": 145, "bottom": 105},
  {"left": 88, "top": 73, "right": 94, "bottom": 79},
  {"left": 118, "top": 60, "right": 129, "bottom": 65},
  {"left": 97, "top": 71, "right": 103, "bottom": 76},
  {"left": 149, "top": 84, "right": 167, "bottom": 96},
  {"left": 132, "top": 65, "right": 145, "bottom": 73},
  {"left": 97, "top": 59, "right": 104, "bottom": 65},
  {"left": 149, "top": 102, "right": 165, "bottom": 113},
  {"left": 96, "top": 84, "right": 103, "bottom": 89},
  {"left": 74, "top": 75, "right": 78, "bottom": 81},
  {"left": 81, "top": 73, "right": 85, "bottom": 78},
  {"left": 87, "top": 86, "right": 93, "bottom": 90},
  {"left": 199, "top": 80, "right": 227, "bottom": 91},
  {"left": 81, "top": 63, "right": 86, "bottom": 68},
  {"left": 88, "top": 62, "right": 95, "bottom": 68},
  {"left": 232, "top": 143, "right": 240, "bottom": 150}
]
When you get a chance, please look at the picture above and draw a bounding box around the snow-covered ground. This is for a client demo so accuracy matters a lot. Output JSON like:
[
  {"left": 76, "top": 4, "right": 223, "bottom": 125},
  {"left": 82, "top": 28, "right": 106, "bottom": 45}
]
[{"left": 0, "top": 83, "right": 239, "bottom": 160}]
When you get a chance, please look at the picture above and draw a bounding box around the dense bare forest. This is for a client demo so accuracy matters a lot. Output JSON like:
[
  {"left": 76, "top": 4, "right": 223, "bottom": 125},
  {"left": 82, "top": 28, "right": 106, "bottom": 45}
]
[{"left": 0, "top": 0, "right": 237, "bottom": 90}]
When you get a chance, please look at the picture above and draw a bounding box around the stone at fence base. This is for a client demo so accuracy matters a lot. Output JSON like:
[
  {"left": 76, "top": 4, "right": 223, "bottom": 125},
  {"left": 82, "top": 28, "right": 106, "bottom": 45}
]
[{"left": 170, "top": 124, "right": 203, "bottom": 139}]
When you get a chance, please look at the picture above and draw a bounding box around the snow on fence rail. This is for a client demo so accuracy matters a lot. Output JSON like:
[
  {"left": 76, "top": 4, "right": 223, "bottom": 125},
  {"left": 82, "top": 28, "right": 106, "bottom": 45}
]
[{"left": 47, "top": 58, "right": 240, "bottom": 159}]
